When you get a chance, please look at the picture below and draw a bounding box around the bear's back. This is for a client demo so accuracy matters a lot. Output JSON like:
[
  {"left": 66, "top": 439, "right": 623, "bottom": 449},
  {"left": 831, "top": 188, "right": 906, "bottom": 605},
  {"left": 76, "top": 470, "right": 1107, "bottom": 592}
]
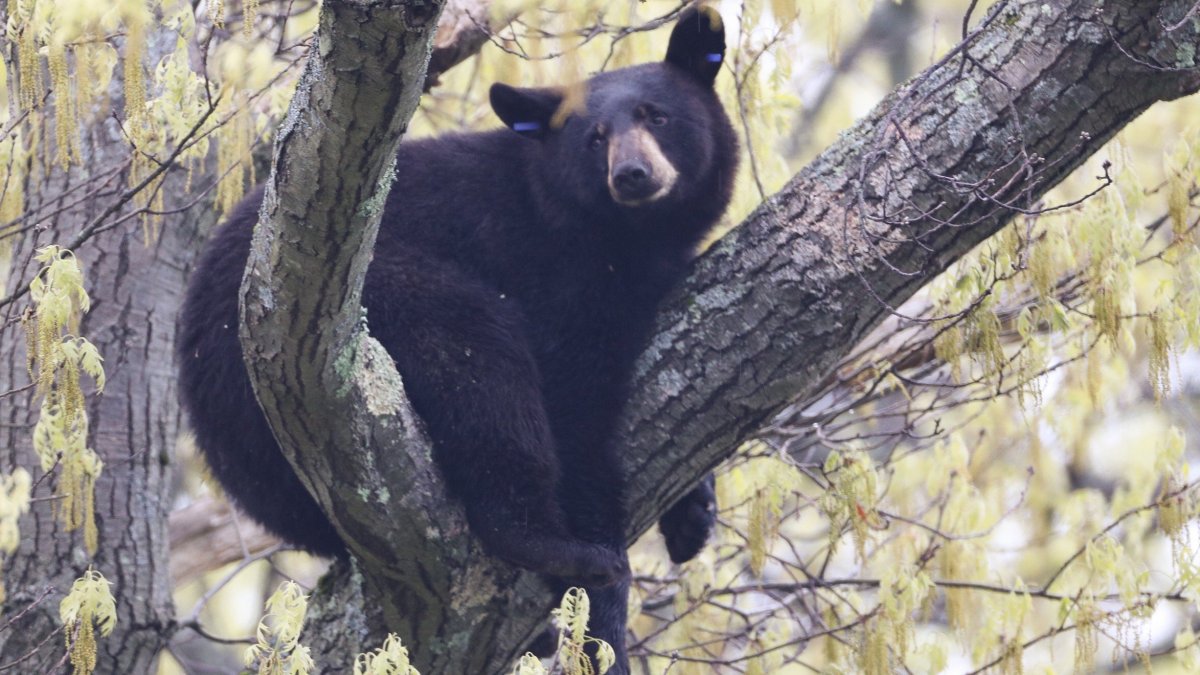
[{"left": 379, "top": 130, "right": 533, "bottom": 258}]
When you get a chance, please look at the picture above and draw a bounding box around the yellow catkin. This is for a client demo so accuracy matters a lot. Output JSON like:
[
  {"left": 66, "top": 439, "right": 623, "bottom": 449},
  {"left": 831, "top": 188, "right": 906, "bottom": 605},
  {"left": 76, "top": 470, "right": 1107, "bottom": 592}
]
[
  {"left": 68, "top": 615, "right": 98, "bottom": 674},
  {"left": 822, "top": 606, "right": 843, "bottom": 664},
  {"left": 1147, "top": 311, "right": 1172, "bottom": 401},
  {"left": 1159, "top": 473, "right": 1194, "bottom": 584},
  {"left": 37, "top": 318, "right": 57, "bottom": 395},
  {"left": 826, "top": 0, "right": 842, "bottom": 62},
  {"left": 999, "top": 638, "right": 1024, "bottom": 675},
  {"left": 74, "top": 43, "right": 95, "bottom": 115},
  {"left": 21, "top": 307, "right": 38, "bottom": 376},
  {"left": 1074, "top": 602, "right": 1100, "bottom": 674},
  {"left": 210, "top": 0, "right": 226, "bottom": 29},
  {"left": 61, "top": 360, "right": 82, "bottom": 427},
  {"left": 1168, "top": 166, "right": 1191, "bottom": 241},
  {"left": 60, "top": 568, "right": 117, "bottom": 675},
  {"left": 1093, "top": 287, "right": 1120, "bottom": 345},
  {"left": 82, "top": 453, "right": 101, "bottom": 554},
  {"left": 49, "top": 43, "right": 77, "bottom": 169},
  {"left": 1029, "top": 237, "right": 1056, "bottom": 298},
  {"left": 62, "top": 450, "right": 83, "bottom": 531},
  {"left": 860, "top": 617, "right": 889, "bottom": 675},
  {"left": 972, "top": 306, "right": 1005, "bottom": 375},
  {"left": 747, "top": 489, "right": 771, "bottom": 576},
  {"left": 243, "top": 0, "right": 261, "bottom": 37},
  {"left": 143, "top": 175, "right": 165, "bottom": 243},
  {"left": 25, "top": 108, "right": 44, "bottom": 191},
  {"left": 941, "top": 541, "right": 970, "bottom": 633},
  {"left": 1085, "top": 342, "right": 1102, "bottom": 406},
  {"left": 17, "top": 23, "right": 43, "bottom": 111},
  {"left": 934, "top": 322, "right": 964, "bottom": 381},
  {"left": 128, "top": 147, "right": 166, "bottom": 243},
  {"left": 1160, "top": 492, "right": 1187, "bottom": 540},
  {"left": 0, "top": 134, "right": 27, "bottom": 281},
  {"left": 123, "top": 21, "right": 147, "bottom": 127}
]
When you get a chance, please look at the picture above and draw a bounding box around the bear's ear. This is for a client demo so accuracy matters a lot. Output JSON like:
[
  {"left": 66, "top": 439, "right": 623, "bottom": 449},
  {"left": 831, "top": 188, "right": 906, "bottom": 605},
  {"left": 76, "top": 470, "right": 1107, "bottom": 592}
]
[
  {"left": 665, "top": 5, "right": 725, "bottom": 87},
  {"left": 490, "top": 84, "right": 565, "bottom": 139}
]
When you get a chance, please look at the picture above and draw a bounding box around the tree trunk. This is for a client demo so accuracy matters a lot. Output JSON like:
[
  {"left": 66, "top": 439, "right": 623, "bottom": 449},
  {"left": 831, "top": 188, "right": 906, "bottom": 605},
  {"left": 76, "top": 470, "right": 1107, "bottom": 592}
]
[
  {"left": 0, "top": 138, "right": 214, "bottom": 672},
  {"left": 0, "top": 8, "right": 217, "bottom": 666},
  {"left": 239, "top": 0, "right": 1200, "bottom": 673}
]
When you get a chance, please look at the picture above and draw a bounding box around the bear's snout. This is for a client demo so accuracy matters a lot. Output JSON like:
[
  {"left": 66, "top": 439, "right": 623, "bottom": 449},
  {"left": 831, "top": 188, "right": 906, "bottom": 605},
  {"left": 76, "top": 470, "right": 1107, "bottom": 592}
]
[
  {"left": 607, "top": 127, "right": 679, "bottom": 206},
  {"left": 612, "top": 160, "right": 657, "bottom": 201}
]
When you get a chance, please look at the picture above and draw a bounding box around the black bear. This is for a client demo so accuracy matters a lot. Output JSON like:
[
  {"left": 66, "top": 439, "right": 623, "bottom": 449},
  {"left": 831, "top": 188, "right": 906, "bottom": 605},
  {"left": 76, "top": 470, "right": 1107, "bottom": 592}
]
[{"left": 177, "top": 6, "right": 736, "bottom": 671}]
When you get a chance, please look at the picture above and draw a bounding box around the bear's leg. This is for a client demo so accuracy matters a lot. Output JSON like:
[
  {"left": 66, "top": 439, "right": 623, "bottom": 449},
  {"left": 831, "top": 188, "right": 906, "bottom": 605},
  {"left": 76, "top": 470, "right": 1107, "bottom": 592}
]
[
  {"left": 550, "top": 428, "right": 634, "bottom": 671},
  {"left": 658, "top": 473, "right": 717, "bottom": 564},
  {"left": 364, "top": 252, "right": 627, "bottom": 586},
  {"left": 546, "top": 575, "right": 631, "bottom": 675},
  {"left": 583, "top": 577, "right": 631, "bottom": 675}
]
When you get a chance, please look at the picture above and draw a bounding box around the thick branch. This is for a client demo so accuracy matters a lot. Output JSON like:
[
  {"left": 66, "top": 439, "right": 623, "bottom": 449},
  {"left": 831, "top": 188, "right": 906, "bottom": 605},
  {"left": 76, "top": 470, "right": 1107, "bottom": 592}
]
[
  {"left": 169, "top": 498, "right": 278, "bottom": 585},
  {"left": 239, "top": 1, "right": 551, "bottom": 672},
  {"left": 171, "top": 0, "right": 497, "bottom": 588},
  {"left": 425, "top": 0, "right": 494, "bottom": 90},
  {"left": 240, "top": 0, "right": 445, "bottom": 560},
  {"left": 620, "top": 0, "right": 1200, "bottom": 537}
]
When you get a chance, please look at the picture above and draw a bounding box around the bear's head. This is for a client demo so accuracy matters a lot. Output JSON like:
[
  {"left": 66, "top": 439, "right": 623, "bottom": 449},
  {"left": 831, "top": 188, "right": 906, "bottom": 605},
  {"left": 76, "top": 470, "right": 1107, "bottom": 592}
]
[{"left": 490, "top": 6, "right": 738, "bottom": 233}]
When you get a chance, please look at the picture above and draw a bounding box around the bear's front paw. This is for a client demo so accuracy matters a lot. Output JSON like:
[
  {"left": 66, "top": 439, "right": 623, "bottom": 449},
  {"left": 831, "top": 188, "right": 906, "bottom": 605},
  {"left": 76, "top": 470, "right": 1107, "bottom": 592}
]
[{"left": 658, "top": 474, "right": 717, "bottom": 564}]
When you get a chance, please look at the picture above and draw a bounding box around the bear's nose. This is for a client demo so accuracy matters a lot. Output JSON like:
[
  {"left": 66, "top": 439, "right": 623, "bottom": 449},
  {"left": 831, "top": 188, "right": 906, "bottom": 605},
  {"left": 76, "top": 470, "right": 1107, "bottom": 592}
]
[{"left": 612, "top": 160, "right": 659, "bottom": 202}]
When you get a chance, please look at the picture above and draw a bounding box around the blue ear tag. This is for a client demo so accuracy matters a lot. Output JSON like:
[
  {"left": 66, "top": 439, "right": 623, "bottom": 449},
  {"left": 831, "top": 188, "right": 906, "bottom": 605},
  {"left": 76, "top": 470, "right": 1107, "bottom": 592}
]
[
  {"left": 512, "top": 121, "right": 541, "bottom": 132},
  {"left": 705, "top": 53, "right": 723, "bottom": 63}
]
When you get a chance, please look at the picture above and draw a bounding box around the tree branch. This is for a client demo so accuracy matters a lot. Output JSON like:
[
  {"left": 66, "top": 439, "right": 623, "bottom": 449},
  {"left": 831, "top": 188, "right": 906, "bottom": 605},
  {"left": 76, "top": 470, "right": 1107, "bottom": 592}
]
[
  {"left": 239, "top": 1, "right": 553, "bottom": 672},
  {"left": 425, "top": 0, "right": 494, "bottom": 90},
  {"left": 619, "top": 0, "right": 1200, "bottom": 538},
  {"left": 168, "top": 497, "right": 279, "bottom": 585}
]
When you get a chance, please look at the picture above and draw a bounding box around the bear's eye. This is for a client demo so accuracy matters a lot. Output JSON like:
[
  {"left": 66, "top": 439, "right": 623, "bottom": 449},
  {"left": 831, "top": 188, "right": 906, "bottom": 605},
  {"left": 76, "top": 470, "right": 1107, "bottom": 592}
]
[
  {"left": 637, "top": 104, "right": 669, "bottom": 127},
  {"left": 588, "top": 132, "right": 606, "bottom": 150}
]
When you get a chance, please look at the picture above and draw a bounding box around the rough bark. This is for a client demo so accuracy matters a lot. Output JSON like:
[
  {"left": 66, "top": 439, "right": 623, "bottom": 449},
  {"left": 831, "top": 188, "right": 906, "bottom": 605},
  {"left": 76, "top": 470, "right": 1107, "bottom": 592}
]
[
  {"left": 0, "top": 19, "right": 209, "bottom": 670},
  {"left": 239, "top": 0, "right": 1200, "bottom": 673}
]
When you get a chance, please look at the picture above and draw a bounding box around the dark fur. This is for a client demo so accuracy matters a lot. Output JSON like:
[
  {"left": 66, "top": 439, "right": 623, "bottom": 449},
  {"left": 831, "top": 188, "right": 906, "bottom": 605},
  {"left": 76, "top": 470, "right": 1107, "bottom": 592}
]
[{"left": 178, "top": 7, "right": 735, "bottom": 671}]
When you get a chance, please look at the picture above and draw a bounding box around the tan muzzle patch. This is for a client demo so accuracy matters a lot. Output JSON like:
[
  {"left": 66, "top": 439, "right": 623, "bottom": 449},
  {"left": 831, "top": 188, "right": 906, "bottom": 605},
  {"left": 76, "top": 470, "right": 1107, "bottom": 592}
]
[{"left": 607, "top": 128, "right": 679, "bottom": 206}]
